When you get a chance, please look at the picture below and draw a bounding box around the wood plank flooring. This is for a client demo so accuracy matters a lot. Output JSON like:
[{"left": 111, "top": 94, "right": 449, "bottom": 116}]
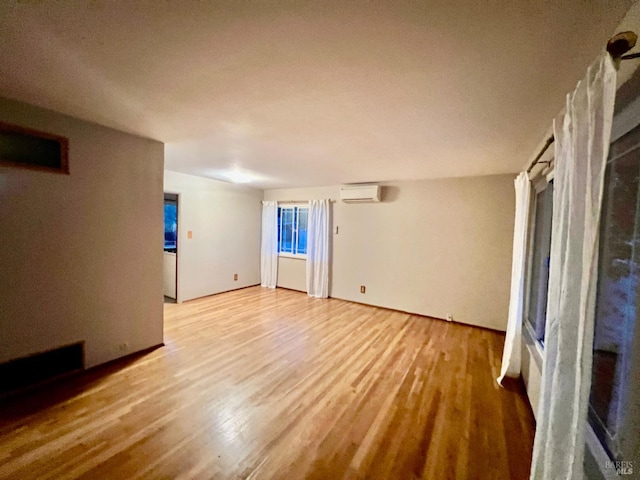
[{"left": 0, "top": 287, "right": 535, "bottom": 479}]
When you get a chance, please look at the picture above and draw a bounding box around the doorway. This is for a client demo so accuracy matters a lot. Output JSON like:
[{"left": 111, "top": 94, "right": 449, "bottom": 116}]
[{"left": 163, "top": 193, "right": 178, "bottom": 303}]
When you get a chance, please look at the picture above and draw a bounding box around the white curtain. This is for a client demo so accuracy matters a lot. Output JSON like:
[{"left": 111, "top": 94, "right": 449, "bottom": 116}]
[
  {"left": 306, "top": 199, "right": 330, "bottom": 298},
  {"left": 530, "top": 52, "right": 616, "bottom": 480},
  {"left": 497, "top": 171, "right": 532, "bottom": 384},
  {"left": 260, "top": 201, "right": 278, "bottom": 288}
]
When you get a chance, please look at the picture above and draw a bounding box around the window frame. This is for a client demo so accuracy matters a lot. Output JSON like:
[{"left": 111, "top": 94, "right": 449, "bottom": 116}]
[
  {"left": 523, "top": 169, "right": 554, "bottom": 353},
  {"left": 164, "top": 197, "right": 178, "bottom": 253},
  {"left": 523, "top": 86, "right": 640, "bottom": 480},
  {"left": 585, "top": 114, "right": 640, "bottom": 471},
  {"left": 277, "top": 204, "right": 308, "bottom": 260},
  {"left": 0, "top": 120, "right": 69, "bottom": 175}
]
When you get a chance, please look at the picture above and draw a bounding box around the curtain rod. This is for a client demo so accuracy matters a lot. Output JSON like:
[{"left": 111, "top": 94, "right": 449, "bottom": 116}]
[
  {"left": 622, "top": 52, "right": 640, "bottom": 60},
  {"left": 527, "top": 31, "right": 638, "bottom": 174},
  {"left": 526, "top": 135, "right": 555, "bottom": 173}
]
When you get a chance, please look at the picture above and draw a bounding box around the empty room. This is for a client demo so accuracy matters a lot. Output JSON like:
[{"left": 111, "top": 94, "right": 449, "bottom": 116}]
[{"left": 1, "top": 1, "right": 639, "bottom": 479}]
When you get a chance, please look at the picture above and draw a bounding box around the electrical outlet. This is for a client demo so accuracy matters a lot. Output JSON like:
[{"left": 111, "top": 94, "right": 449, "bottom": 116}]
[
  {"left": 118, "top": 342, "right": 129, "bottom": 352},
  {"left": 446, "top": 314, "right": 453, "bottom": 322},
  {"left": 360, "top": 285, "right": 366, "bottom": 294},
  {"left": 234, "top": 273, "right": 238, "bottom": 281}
]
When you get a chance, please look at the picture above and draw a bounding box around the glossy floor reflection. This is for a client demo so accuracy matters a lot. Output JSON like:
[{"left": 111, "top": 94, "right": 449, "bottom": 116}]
[{"left": 0, "top": 287, "right": 535, "bottom": 479}]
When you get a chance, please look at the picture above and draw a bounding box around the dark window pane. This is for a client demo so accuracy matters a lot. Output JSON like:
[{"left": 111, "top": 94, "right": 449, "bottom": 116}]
[
  {"left": 164, "top": 203, "right": 177, "bottom": 250},
  {"left": 527, "top": 183, "right": 553, "bottom": 342},
  {"left": 589, "top": 122, "right": 640, "bottom": 461},
  {"left": 297, "top": 208, "right": 308, "bottom": 254},
  {"left": 0, "top": 121, "right": 68, "bottom": 174},
  {"left": 293, "top": 207, "right": 299, "bottom": 254},
  {"left": 281, "top": 208, "right": 294, "bottom": 253},
  {"left": 277, "top": 207, "right": 282, "bottom": 249}
]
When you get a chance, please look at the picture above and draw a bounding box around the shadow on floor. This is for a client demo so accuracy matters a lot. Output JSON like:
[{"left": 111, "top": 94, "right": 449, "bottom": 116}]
[{"left": 0, "top": 346, "right": 162, "bottom": 419}]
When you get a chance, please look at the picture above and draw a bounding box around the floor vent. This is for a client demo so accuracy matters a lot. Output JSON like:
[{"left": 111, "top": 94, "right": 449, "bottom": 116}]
[{"left": 0, "top": 342, "right": 84, "bottom": 396}]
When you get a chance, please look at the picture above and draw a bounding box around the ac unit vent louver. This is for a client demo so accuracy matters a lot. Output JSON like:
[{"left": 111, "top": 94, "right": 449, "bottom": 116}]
[{"left": 340, "top": 184, "right": 381, "bottom": 203}]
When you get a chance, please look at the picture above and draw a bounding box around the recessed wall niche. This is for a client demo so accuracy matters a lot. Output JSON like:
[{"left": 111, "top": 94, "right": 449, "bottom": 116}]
[{"left": 0, "top": 120, "right": 69, "bottom": 174}]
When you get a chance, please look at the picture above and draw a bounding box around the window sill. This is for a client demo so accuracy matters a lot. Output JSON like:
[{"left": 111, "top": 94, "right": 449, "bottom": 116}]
[
  {"left": 585, "top": 422, "right": 617, "bottom": 480},
  {"left": 522, "top": 322, "right": 544, "bottom": 372},
  {"left": 278, "top": 253, "right": 307, "bottom": 260}
]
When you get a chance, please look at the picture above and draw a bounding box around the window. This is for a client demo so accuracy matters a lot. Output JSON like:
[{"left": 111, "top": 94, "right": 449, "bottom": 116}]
[
  {"left": 588, "top": 121, "right": 640, "bottom": 463},
  {"left": 277, "top": 205, "right": 308, "bottom": 257},
  {"left": 525, "top": 181, "right": 554, "bottom": 344},
  {"left": 164, "top": 198, "right": 177, "bottom": 252},
  {"left": 0, "top": 120, "right": 69, "bottom": 175}
]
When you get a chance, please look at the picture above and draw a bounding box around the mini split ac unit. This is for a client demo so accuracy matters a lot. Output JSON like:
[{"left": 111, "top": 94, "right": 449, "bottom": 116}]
[{"left": 340, "top": 184, "right": 381, "bottom": 203}]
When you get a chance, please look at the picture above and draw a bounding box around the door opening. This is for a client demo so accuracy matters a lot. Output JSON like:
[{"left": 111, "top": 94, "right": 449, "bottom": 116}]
[{"left": 163, "top": 193, "right": 178, "bottom": 303}]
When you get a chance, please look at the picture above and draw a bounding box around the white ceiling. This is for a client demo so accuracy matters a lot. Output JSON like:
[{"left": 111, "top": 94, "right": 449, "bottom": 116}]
[{"left": 0, "top": 1, "right": 635, "bottom": 189}]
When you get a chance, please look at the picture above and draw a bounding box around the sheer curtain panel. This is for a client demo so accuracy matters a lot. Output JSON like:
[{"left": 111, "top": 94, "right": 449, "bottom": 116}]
[
  {"left": 306, "top": 199, "right": 330, "bottom": 298},
  {"left": 260, "top": 201, "right": 278, "bottom": 288},
  {"left": 530, "top": 52, "right": 617, "bottom": 480},
  {"left": 498, "top": 171, "right": 532, "bottom": 384}
]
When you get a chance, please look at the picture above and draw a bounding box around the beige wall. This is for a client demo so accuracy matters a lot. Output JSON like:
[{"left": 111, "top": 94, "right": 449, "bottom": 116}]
[
  {"left": 0, "top": 96, "right": 164, "bottom": 368},
  {"left": 276, "top": 256, "right": 307, "bottom": 291},
  {"left": 265, "top": 175, "right": 515, "bottom": 331},
  {"left": 164, "top": 171, "right": 262, "bottom": 302}
]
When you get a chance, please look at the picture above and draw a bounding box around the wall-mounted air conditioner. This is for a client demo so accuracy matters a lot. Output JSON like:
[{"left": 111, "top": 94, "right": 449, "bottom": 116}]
[{"left": 340, "top": 184, "right": 381, "bottom": 203}]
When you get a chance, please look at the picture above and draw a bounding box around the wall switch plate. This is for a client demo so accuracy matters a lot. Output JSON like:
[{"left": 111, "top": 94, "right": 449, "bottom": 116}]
[
  {"left": 187, "top": 231, "right": 193, "bottom": 239},
  {"left": 234, "top": 274, "right": 238, "bottom": 281},
  {"left": 360, "top": 285, "right": 366, "bottom": 294}
]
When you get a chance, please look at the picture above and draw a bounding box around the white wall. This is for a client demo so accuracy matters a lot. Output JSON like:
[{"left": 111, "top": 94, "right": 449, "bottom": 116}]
[
  {"left": 275, "top": 256, "right": 307, "bottom": 291},
  {"left": 265, "top": 175, "right": 515, "bottom": 331},
  {"left": 163, "top": 252, "right": 177, "bottom": 298},
  {"left": 0, "top": 96, "right": 164, "bottom": 368},
  {"left": 164, "top": 171, "right": 262, "bottom": 302}
]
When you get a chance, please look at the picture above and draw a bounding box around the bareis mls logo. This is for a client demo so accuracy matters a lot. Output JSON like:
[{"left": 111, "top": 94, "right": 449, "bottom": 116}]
[{"left": 606, "top": 461, "right": 634, "bottom": 475}]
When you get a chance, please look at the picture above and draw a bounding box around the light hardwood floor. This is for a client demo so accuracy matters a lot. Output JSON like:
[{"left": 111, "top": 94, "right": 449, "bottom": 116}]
[{"left": 0, "top": 287, "right": 535, "bottom": 479}]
